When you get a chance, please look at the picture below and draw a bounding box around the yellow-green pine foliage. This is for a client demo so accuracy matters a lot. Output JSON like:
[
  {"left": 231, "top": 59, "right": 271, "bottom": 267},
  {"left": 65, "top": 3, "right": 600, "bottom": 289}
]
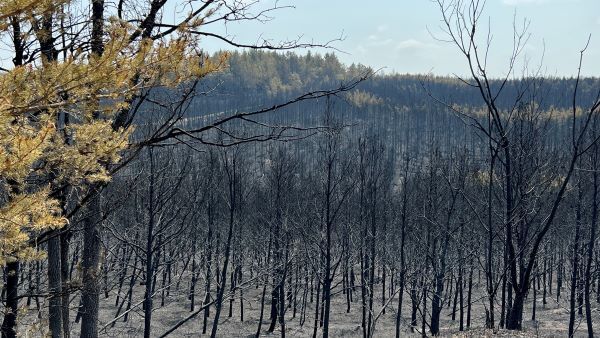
[{"left": 0, "top": 0, "right": 228, "bottom": 265}]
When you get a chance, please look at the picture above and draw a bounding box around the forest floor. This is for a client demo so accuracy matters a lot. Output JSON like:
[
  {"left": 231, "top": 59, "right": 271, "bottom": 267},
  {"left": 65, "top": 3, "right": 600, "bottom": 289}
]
[{"left": 18, "top": 276, "right": 598, "bottom": 337}]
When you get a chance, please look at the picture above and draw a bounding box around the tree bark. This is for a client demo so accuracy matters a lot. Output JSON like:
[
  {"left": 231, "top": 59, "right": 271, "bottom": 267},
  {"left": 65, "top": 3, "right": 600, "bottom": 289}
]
[
  {"left": 143, "top": 148, "right": 156, "bottom": 338},
  {"left": 569, "top": 182, "right": 583, "bottom": 337},
  {"left": 60, "top": 230, "right": 71, "bottom": 338},
  {"left": 1, "top": 262, "right": 19, "bottom": 338},
  {"left": 584, "top": 143, "right": 598, "bottom": 338},
  {"left": 79, "top": 2, "right": 105, "bottom": 335},
  {"left": 48, "top": 232, "right": 63, "bottom": 338},
  {"left": 79, "top": 194, "right": 102, "bottom": 338}
]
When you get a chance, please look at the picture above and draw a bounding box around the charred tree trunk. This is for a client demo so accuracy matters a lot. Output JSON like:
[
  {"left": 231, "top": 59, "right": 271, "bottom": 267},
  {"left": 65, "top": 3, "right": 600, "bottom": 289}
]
[
  {"left": 569, "top": 182, "right": 583, "bottom": 337},
  {"left": 584, "top": 141, "right": 598, "bottom": 338},
  {"left": 48, "top": 232, "right": 63, "bottom": 338},
  {"left": 79, "top": 194, "right": 102, "bottom": 338},
  {"left": 78, "top": 2, "right": 104, "bottom": 337},
  {"left": 60, "top": 230, "right": 71, "bottom": 338},
  {"left": 395, "top": 160, "right": 409, "bottom": 338},
  {"left": 1, "top": 262, "right": 19, "bottom": 338},
  {"left": 143, "top": 148, "right": 156, "bottom": 338}
]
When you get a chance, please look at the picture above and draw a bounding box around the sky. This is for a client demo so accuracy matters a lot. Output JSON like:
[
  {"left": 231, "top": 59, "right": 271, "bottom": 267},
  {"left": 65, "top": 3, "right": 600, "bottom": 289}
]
[{"left": 199, "top": 0, "right": 600, "bottom": 77}]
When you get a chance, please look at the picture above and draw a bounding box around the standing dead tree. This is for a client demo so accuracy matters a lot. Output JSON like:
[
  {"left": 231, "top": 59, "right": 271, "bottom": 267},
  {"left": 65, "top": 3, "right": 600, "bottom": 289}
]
[{"left": 433, "top": 0, "right": 600, "bottom": 331}]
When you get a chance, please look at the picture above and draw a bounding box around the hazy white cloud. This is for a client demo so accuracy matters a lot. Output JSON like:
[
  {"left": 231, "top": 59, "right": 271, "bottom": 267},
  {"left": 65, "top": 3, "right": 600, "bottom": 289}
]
[
  {"left": 356, "top": 45, "right": 368, "bottom": 55},
  {"left": 503, "top": 0, "right": 545, "bottom": 5},
  {"left": 377, "top": 25, "right": 388, "bottom": 33},
  {"left": 372, "top": 38, "right": 394, "bottom": 46},
  {"left": 366, "top": 34, "right": 394, "bottom": 47},
  {"left": 503, "top": 0, "right": 579, "bottom": 5},
  {"left": 395, "top": 39, "right": 438, "bottom": 51}
]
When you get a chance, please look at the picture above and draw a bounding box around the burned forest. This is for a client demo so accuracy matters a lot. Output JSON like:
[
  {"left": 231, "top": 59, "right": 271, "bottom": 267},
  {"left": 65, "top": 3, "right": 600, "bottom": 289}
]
[{"left": 1, "top": 0, "right": 600, "bottom": 337}]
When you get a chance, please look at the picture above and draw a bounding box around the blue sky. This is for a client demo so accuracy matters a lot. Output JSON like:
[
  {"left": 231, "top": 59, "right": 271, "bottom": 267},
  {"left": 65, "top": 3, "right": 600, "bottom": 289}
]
[{"left": 200, "top": 0, "right": 600, "bottom": 77}]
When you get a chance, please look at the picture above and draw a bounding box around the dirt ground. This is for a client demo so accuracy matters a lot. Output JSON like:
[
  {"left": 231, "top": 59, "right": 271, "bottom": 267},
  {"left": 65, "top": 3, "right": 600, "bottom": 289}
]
[{"left": 17, "top": 275, "right": 599, "bottom": 337}]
